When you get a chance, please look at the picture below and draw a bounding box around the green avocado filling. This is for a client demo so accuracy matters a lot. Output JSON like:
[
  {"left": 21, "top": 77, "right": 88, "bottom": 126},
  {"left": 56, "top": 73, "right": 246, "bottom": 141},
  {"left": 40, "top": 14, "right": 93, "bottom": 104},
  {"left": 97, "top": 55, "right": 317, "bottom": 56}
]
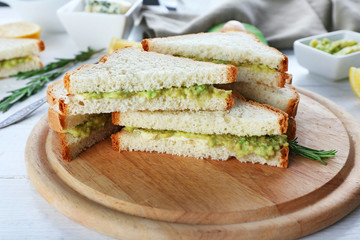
[
  {"left": 310, "top": 38, "right": 360, "bottom": 56},
  {"left": 62, "top": 114, "right": 109, "bottom": 138},
  {"left": 125, "top": 127, "right": 288, "bottom": 160},
  {"left": 0, "top": 56, "right": 33, "bottom": 69},
  {"left": 80, "top": 85, "right": 232, "bottom": 105},
  {"left": 178, "top": 55, "right": 276, "bottom": 74}
]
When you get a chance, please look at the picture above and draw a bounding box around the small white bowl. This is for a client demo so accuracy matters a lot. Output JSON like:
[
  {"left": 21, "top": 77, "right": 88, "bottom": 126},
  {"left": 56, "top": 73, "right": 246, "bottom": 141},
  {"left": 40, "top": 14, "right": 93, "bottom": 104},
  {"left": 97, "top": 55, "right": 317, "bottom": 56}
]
[
  {"left": 294, "top": 30, "right": 360, "bottom": 80},
  {"left": 57, "top": 0, "right": 142, "bottom": 50}
]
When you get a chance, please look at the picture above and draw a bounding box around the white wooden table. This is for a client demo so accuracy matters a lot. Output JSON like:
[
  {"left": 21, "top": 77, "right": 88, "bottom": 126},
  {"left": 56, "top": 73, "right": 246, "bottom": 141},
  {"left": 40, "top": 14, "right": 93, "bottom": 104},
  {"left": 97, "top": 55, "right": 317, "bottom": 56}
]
[{"left": 1, "top": 7, "right": 360, "bottom": 240}]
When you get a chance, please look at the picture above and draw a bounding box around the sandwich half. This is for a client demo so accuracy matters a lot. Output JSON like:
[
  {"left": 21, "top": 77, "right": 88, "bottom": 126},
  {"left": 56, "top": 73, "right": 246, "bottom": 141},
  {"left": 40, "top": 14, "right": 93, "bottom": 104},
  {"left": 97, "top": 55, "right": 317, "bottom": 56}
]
[
  {"left": 47, "top": 80, "right": 235, "bottom": 115},
  {"left": 48, "top": 106, "right": 120, "bottom": 162},
  {"left": 56, "top": 47, "right": 237, "bottom": 114},
  {"left": 141, "top": 32, "right": 290, "bottom": 87},
  {"left": 0, "top": 38, "right": 45, "bottom": 78},
  {"left": 112, "top": 94, "right": 290, "bottom": 168},
  {"left": 64, "top": 47, "right": 237, "bottom": 93}
]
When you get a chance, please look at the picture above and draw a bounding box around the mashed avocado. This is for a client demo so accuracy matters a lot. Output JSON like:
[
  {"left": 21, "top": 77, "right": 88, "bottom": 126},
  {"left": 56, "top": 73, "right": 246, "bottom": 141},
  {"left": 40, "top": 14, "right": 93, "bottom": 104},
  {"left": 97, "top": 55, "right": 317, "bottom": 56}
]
[
  {"left": 80, "top": 85, "right": 232, "bottom": 105},
  {"left": 0, "top": 56, "right": 33, "bottom": 69},
  {"left": 125, "top": 127, "right": 288, "bottom": 160},
  {"left": 310, "top": 38, "right": 360, "bottom": 56},
  {"left": 178, "top": 55, "right": 276, "bottom": 73},
  {"left": 63, "top": 114, "right": 109, "bottom": 138}
]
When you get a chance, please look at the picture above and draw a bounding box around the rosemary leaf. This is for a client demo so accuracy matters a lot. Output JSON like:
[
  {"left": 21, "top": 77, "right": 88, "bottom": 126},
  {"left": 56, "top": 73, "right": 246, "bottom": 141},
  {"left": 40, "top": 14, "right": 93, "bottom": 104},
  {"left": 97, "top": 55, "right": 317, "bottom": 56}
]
[{"left": 289, "top": 138, "right": 337, "bottom": 165}]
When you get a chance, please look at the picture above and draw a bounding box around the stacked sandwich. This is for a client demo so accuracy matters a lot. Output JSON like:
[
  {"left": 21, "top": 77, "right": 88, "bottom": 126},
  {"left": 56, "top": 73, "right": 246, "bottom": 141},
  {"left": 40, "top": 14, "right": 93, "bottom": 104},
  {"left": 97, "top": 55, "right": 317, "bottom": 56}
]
[
  {"left": 141, "top": 32, "right": 300, "bottom": 140},
  {"left": 47, "top": 47, "right": 236, "bottom": 161},
  {"left": 47, "top": 31, "right": 296, "bottom": 168},
  {"left": 0, "top": 38, "right": 44, "bottom": 78}
]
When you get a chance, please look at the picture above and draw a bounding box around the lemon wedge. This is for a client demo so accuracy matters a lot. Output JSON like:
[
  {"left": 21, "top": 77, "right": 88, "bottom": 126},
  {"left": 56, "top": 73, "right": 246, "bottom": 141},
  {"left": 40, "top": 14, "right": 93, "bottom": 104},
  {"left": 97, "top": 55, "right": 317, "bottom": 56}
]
[
  {"left": 349, "top": 67, "right": 360, "bottom": 99},
  {"left": 108, "top": 37, "right": 141, "bottom": 53},
  {"left": 0, "top": 22, "right": 41, "bottom": 39}
]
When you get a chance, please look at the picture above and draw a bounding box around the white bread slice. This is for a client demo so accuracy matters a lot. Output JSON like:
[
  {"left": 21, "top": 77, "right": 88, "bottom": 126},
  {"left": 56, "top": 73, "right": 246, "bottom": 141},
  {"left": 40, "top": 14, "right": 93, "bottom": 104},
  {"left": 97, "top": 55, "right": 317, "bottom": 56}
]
[
  {"left": 112, "top": 130, "right": 289, "bottom": 168},
  {"left": 64, "top": 47, "right": 237, "bottom": 94},
  {"left": 0, "top": 56, "right": 43, "bottom": 78},
  {"left": 57, "top": 117, "right": 120, "bottom": 162},
  {"left": 113, "top": 93, "right": 288, "bottom": 136},
  {"left": 287, "top": 117, "right": 296, "bottom": 141},
  {"left": 0, "top": 38, "right": 45, "bottom": 60},
  {"left": 141, "top": 32, "right": 288, "bottom": 72},
  {"left": 219, "top": 82, "right": 299, "bottom": 118},
  {"left": 47, "top": 80, "right": 234, "bottom": 115},
  {"left": 236, "top": 65, "right": 291, "bottom": 88}
]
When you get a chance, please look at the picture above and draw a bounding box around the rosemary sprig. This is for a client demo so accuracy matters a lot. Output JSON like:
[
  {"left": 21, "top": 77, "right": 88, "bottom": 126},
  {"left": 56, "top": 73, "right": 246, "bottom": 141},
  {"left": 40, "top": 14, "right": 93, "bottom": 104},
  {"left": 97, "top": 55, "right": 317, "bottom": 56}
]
[
  {"left": 0, "top": 68, "right": 64, "bottom": 112},
  {"left": 12, "top": 47, "right": 102, "bottom": 80},
  {"left": 0, "top": 47, "right": 103, "bottom": 112},
  {"left": 289, "top": 138, "right": 337, "bottom": 165}
]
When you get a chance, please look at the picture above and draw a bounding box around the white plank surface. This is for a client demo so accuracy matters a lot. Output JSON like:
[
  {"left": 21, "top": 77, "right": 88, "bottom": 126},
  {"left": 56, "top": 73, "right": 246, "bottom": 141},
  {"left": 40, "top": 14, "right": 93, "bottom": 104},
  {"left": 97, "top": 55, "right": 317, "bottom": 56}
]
[{"left": 1, "top": 6, "right": 360, "bottom": 240}]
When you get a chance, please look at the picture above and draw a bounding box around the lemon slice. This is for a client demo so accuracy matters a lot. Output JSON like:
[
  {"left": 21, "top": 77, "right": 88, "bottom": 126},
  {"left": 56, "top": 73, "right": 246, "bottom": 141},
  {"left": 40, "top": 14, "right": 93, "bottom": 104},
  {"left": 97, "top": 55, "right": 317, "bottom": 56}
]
[
  {"left": 108, "top": 37, "right": 141, "bottom": 53},
  {"left": 349, "top": 67, "right": 360, "bottom": 99},
  {"left": 0, "top": 22, "right": 41, "bottom": 39}
]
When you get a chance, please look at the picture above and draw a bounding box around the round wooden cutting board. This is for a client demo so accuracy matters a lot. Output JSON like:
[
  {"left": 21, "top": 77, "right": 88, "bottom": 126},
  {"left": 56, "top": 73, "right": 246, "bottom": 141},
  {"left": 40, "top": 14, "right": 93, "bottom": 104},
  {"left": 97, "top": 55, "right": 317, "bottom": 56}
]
[{"left": 26, "top": 88, "right": 360, "bottom": 240}]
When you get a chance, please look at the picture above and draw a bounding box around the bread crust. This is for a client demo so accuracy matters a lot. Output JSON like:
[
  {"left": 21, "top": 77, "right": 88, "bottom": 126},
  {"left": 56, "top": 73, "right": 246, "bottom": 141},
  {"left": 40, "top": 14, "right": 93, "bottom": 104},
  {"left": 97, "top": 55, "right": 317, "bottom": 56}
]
[
  {"left": 48, "top": 107, "right": 67, "bottom": 132},
  {"left": 225, "top": 94, "right": 235, "bottom": 110},
  {"left": 112, "top": 112, "right": 121, "bottom": 125},
  {"left": 141, "top": 39, "right": 149, "bottom": 51},
  {"left": 279, "top": 146, "right": 289, "bottom": 168},
  {"left": 227, "top": 65, "right": 237, "bottom": 83},
  {"left": 37, "top": 39, "right": 45, "bottom": 52},
  {"left": 286, "top": 117, "right": 297, "bottom": 141},
  {"left": 58, "top": 132, "right": 71, "bottom": 162},
  {"left": 111, "top": 132, "right": 121, "bottom": 152},
  {"left": 46, "top": 81, "right": 61, "bottom": 106},
  {"left": 285, "top": 84, "right": 300, "bottom": 118}
]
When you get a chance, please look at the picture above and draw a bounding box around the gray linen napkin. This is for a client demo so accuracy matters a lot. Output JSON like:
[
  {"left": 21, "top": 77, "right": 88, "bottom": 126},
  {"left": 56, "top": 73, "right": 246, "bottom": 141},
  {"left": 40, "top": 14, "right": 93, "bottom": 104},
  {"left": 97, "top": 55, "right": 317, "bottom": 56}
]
[{"left": 139, "top": 0, "right": 360, "bottom": 49}]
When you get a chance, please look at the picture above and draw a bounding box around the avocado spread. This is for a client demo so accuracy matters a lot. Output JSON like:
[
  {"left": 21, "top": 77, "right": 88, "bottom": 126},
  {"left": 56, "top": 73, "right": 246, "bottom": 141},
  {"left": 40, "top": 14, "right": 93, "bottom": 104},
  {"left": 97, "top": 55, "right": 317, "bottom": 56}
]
[
  {"left": 63, "top": 114, "right": 109, "bottom": 138},
  {"left": 80, "top": 85, "right": 232, "bottom": 105},
  {"left": 178, "top": 55, "right": 276, "bottom": 73},
  {"left": 0, "top": 56, "right": 33, "bottom": 69},
  {"left": 310, "top": 38, "right": 360, "bottom": 56},
  {"left": 125, "top": 127, "right": 288, "bottom": 160}
]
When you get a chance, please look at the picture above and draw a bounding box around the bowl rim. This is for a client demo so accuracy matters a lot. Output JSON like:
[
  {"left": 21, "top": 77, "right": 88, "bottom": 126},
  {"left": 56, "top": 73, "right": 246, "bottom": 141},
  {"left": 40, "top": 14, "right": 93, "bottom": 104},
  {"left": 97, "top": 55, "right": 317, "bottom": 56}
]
[
  {"left": 57, "top": 0, "right": 142, "bottom": 17},
  {"left": 294, "top": 30, "right": 360, "bottom": 59}
]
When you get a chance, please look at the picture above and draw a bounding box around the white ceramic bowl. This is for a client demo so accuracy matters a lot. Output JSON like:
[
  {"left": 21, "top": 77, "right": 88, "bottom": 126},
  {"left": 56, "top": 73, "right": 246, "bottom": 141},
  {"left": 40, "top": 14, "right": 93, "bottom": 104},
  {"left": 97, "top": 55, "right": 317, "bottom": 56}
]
[
  {"left": 294, "top": 30, "right": 360, "bottom": 80},
  {"left": 57, "top": 0, "right": 142, "bottom": 50}
]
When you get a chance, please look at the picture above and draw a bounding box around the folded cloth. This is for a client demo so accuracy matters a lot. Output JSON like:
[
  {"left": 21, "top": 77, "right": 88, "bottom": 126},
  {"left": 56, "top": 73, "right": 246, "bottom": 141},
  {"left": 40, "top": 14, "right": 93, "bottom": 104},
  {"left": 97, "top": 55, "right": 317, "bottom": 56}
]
[{"left": 139, "top": 0, "right": 360, "bottom": 49}]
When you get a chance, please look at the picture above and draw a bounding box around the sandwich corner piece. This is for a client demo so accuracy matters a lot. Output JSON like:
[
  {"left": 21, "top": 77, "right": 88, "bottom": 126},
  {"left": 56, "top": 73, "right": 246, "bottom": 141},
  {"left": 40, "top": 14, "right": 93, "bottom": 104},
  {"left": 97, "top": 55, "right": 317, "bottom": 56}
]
[
  {"left": 111, "top": 93, "right": 290, "bottom": 168},
  {"left": 55, "top": 47, "right": 238, "bottom": 114},
  {"left": 0, "top": 38, "right": 45, "bottom": 78}
]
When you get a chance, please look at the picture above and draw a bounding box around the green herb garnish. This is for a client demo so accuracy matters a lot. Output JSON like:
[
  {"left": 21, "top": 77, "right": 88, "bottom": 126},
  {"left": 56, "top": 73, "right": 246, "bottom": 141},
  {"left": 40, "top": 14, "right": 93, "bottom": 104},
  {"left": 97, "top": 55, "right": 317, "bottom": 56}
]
[
  {"left": 0, "top": 47, "right": 103, "bottom": 112},
  {"left": 289, "top": 138, "right": 337, "bottom": 165}
]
